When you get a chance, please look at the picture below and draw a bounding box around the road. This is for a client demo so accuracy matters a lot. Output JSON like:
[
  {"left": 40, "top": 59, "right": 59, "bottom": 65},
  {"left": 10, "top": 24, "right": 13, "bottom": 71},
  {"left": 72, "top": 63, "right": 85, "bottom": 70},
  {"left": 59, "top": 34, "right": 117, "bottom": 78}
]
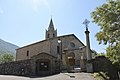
[{"left": 0, "top": 73, "right": 95, "bottom": 80}]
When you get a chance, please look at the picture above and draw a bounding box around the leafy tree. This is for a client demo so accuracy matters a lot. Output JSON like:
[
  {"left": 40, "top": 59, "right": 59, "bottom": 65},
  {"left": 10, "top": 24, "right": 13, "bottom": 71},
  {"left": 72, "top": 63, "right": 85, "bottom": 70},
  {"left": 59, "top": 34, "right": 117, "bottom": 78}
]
[
  {"left": 0, "top": 53, "right": 15, "bottom": 63},
  {"left": 106, "top": 44, "right": 120, "bottom": 71},
  {"left": 92, "top": 49, "right": 106, "bottom": 58},
  {"left": 91, "top": 0, "right": 120, "bottom": 71}
]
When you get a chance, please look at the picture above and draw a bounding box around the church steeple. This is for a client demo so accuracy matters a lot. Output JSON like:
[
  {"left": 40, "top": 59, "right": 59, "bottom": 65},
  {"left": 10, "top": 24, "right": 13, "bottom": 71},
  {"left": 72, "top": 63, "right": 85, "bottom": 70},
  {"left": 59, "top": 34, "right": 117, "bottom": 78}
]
[
  {"left": 48, "top": 18, "right": 54, "bottom": 30},
  {"left": 46, "top": 18, "right": 57, "bottom": 39}
]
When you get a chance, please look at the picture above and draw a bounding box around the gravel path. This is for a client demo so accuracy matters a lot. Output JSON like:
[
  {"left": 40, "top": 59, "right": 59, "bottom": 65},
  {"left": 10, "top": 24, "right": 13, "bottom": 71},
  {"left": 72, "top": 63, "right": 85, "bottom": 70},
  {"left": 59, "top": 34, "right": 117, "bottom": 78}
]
[{"left": 0, "top": 73, "right": 95, "bottom": 80}]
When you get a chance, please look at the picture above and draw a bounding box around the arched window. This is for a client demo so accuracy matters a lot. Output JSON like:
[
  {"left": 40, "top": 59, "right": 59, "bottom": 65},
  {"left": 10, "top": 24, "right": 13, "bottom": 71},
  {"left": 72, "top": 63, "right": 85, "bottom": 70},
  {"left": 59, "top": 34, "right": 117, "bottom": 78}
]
[{"left": 27, "top": 51, "right": 29, "bottom": 56}]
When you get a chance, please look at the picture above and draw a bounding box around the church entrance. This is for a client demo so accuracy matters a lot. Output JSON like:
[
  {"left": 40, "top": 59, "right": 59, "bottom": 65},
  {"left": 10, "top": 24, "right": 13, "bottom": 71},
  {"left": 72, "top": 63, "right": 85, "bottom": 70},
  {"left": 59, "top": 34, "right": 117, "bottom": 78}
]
[
  {"left": 35, "top": 59, "right": 50, "bottom": 76},
  {"left": 66, "top": 52, "right": 75, "bottom": 72}
]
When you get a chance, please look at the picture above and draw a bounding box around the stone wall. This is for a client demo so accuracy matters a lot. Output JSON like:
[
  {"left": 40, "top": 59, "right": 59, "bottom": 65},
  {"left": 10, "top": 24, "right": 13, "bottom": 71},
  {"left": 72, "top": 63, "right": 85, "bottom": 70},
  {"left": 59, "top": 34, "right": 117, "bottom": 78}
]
[
  {"left": 93, "top": 56, "right": 119, "bottom": 80},
  {"left": 0, "top": 59, "right": 32, "bottom": 76},
  {"left": 0, "top": 54, "right": 59, "bottom": 77}
]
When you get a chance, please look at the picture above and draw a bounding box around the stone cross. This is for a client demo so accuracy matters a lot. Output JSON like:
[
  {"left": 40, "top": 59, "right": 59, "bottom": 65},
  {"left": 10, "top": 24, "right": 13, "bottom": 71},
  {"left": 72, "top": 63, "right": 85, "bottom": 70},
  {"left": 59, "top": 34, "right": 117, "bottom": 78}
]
[{"left": 83, "top": 19, "right": 90, "bottom": 30}]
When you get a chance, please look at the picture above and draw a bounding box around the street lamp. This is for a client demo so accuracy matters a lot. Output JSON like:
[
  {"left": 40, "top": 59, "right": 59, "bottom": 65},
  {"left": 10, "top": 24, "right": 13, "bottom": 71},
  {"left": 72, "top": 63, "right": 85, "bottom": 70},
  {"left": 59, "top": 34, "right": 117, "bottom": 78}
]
[
  {"left": 58, "top": 39, "right": 62, "bottom": 59},
  {"left": 58, "top": 38, "right": 62, "bottom": 72}
]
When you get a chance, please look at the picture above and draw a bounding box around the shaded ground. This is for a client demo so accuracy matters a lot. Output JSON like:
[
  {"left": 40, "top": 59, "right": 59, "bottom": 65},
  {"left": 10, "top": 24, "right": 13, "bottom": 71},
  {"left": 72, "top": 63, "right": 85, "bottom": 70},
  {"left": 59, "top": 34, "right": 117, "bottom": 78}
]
[{"left": 0, "top": 73, "right": 95, "bottom": 80}]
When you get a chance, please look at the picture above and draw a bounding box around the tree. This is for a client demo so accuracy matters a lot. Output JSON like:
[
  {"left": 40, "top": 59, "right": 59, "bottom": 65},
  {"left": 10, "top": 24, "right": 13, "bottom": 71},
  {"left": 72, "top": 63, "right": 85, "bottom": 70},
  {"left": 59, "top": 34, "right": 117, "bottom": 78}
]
[
  {"left": 91, "top": 0, "right": 120, "bottom": 71},
  {"left": 92, "top": 49, "right": 106, "bottom": 58},
  {"left": 0, "top": 53, "right": 15, "bottom": 63},
  {"left": 106, "top": 43, "right": 120, "bottom": 71}
]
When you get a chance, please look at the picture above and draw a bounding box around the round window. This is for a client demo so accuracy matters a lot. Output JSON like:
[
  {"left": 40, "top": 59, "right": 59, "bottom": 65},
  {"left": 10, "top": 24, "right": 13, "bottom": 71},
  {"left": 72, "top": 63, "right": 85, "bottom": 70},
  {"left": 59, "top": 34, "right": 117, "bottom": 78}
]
[{"left": 70, "top": 42, "right": 75, "bottom": 48}]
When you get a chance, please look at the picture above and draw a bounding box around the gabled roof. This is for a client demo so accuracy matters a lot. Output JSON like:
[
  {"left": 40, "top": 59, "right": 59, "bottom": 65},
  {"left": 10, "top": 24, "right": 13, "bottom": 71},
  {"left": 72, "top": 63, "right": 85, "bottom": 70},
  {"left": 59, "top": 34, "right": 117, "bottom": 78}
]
[
  {"left": 16, "top": 34, "right": 85, "bottom": 50},
  {"left": 31, "top": 52, "right": 57, "bottom": 59}
]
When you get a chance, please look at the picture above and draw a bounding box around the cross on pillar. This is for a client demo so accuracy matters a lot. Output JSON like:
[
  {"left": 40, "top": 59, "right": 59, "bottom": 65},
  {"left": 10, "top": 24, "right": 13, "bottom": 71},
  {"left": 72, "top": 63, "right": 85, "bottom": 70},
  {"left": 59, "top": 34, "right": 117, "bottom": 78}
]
[
  {"left": 83, "top": 19, "right": 93, "bottom": 72},
  {"left": 83, "top": 19, "right": 90, "bottom": 31}
]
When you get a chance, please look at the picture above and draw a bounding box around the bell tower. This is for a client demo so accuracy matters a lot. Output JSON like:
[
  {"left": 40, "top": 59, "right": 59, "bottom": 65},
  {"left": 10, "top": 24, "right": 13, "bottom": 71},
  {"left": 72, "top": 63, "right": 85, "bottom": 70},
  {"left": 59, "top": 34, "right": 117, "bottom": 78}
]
[{"left": 46, "top": 18, "right": 57, "bottom": 39}]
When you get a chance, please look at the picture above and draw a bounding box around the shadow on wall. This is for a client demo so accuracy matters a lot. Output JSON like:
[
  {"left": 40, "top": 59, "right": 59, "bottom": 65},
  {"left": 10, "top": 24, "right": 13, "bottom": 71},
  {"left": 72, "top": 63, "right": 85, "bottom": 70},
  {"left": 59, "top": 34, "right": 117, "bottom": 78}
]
[{"left": 93, "top": 56, "right": 119, "bottom": 80}]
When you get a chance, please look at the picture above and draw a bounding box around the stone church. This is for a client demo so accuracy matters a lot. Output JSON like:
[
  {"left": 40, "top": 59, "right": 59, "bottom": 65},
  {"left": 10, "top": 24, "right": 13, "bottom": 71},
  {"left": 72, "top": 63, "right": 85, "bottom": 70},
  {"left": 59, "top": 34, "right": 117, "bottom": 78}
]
[{"left": 16, "top": 19, "right": 88, "bottom": 76}]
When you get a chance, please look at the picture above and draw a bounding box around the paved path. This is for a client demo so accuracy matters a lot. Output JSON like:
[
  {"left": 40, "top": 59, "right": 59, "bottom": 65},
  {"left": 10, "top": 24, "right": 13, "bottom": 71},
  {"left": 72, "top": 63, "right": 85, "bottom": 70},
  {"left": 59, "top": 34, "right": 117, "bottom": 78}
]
[{"left": 0, "top": 73, "right": 95, "bottom": 80}]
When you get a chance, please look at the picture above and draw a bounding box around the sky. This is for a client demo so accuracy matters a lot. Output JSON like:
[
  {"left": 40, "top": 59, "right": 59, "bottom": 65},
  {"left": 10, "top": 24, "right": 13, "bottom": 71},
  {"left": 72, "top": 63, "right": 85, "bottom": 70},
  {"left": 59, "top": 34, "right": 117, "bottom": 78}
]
[{"left": 0, "top": 0, "right": 107, "bottom": 53}]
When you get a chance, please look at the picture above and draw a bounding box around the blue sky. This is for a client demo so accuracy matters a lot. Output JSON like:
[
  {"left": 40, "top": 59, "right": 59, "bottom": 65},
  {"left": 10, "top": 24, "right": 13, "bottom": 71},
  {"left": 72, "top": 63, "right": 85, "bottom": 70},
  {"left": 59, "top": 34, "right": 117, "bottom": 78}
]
[{"left": 0, "top": 0, "right": 107, "bottom": 53}]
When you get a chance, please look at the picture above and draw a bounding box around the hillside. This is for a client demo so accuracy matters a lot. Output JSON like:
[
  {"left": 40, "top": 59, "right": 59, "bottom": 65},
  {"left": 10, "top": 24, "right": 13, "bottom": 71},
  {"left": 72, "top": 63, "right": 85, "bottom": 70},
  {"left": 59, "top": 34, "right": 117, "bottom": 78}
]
[{"left": 0, "top": 39, "right": 19, "bottom": 55}]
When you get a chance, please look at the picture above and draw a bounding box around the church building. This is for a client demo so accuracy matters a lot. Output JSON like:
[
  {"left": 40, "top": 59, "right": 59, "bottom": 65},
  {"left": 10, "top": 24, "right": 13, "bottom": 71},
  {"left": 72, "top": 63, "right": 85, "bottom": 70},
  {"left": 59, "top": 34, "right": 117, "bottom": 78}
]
[{"left": 16, "top": 19, "right": 88, "bottom": 76}]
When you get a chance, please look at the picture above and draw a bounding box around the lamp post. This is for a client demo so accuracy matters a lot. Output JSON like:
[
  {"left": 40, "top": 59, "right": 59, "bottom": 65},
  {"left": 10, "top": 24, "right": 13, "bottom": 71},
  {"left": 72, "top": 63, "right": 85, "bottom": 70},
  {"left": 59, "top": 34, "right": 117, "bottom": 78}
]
[
  {"left": 58, "top": 38, "right": 62, "bottom": 72},
  {"left": 58, "top": 39, "right": 62, "bottom": 60},
  {"left": 83, "top": 19, "right": 93, "bottom": 72}
]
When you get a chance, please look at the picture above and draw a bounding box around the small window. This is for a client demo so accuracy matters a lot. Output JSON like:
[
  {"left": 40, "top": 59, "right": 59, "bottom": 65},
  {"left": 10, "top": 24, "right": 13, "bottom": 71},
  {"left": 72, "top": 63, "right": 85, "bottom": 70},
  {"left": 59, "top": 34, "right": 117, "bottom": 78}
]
[{"left": 27, "top": 51, "right": 29, "bottom": 56}]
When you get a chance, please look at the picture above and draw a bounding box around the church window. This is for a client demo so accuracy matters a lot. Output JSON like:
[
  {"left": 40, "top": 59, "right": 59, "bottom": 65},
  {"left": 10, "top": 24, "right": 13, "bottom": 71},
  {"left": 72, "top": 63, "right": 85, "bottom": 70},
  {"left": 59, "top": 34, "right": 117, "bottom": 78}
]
[
  {"left": 70, "top": 42, "right": 75, "bottom": 48},
  {"left": 27, "top": 51, "right": 29, "bottom": 56}
]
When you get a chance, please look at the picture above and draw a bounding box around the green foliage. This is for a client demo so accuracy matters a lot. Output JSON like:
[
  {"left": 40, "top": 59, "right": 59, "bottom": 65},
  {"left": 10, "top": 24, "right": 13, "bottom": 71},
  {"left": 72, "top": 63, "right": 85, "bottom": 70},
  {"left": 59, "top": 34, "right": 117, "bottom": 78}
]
[
  {"left": 106, "top": 44, "right": 120, "bottom": 71},
  {"left": 92, "top": 72, "right": 109, "bottom": 80},
  {"left": 97, "top": 53, "right": 106, "bottom": 57},
  {"left": 92, "top": 49, "right": 106, "bottom": 58},
  {"left": 91, "top": 0, "right": 120, "bottom": 45},
  {"left": 0, "top": 53, "right": 15, "bottom": 63},
  {"left": 91, "top": 0, "right": 120, "bottom": 71}
]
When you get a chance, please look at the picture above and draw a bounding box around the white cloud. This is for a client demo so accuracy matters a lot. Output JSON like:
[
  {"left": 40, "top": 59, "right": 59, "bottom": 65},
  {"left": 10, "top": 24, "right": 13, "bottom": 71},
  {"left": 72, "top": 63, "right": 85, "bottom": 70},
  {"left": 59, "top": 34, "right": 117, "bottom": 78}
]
[{"left": 0, "top": 7, "right": 4, "bottom": 14}]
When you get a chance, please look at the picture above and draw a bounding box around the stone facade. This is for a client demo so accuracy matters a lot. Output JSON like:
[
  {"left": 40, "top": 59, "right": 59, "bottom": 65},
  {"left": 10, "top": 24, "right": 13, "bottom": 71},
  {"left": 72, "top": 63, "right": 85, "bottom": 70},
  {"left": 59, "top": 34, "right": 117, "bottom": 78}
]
[
  {"left": 16, "top": 34, "right": 87, "bottom": 72},
  {"left": 15, "top": 19, "right": 88, "bottom": 76}
]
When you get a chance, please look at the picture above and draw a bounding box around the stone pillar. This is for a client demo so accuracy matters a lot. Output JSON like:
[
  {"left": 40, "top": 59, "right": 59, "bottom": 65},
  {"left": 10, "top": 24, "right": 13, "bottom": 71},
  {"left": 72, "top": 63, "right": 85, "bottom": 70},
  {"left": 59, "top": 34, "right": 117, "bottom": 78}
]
[
  {"left": 85, "top": 28, "right": 93, "bottom": 73},
  {"left": 85, "top": 29, "right": 92, "bottom": 60},
  {"left": 83, "top": 19, "right": 93, "bottom": 73}
]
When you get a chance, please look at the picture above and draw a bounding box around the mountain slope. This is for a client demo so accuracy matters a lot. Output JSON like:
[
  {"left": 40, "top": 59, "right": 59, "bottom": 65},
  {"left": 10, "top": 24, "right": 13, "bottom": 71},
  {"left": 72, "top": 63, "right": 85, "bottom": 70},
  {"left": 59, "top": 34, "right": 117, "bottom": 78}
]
[{"left": 0, "top": 39, "right": 19, "bottom": 55}]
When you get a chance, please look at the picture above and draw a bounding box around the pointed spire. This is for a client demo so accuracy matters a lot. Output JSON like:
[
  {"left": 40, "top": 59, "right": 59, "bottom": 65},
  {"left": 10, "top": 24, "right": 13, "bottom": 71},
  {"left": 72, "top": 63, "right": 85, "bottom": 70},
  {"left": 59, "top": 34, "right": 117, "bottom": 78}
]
[
  {"left": 46, "top": 18, "right": 57, "bottom": 39},
  {"left": 50, "top": 18, "right": 54, "bottom": 27},
  {"left": 48, "top": 18, "right": 54, "bottom": 30}
]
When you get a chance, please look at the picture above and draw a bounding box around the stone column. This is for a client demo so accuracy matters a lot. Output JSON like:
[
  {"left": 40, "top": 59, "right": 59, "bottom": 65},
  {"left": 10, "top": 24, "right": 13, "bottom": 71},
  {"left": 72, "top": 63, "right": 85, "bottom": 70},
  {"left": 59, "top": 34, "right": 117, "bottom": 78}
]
[
  {"left": 85, "top": 29, "right": 93, "bottom": 72},
  {"left": 85, "top": 29, "right": 92, "bottom": 60},
  {"left": 83, "top": 19, "right": 93, "bottom": 72}
]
